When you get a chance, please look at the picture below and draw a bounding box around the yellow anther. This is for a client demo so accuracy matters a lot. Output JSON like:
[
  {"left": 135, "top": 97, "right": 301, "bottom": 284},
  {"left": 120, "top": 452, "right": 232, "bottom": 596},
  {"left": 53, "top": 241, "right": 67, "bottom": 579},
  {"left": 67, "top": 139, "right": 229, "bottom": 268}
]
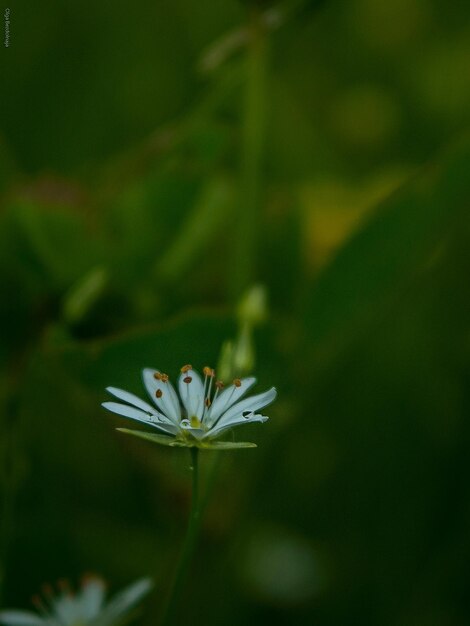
[
  {"left": 153, "top": 372, "right": 162, "bottom": 380},
  {"left": 205, "top": 398, "right": 211, "bottom": 407},
  {"left": 233, "top": 378, "right": 242, "bottom": 388},
  {"left": 203, "top": 366, "right": 215, "bottom": 377},
  {"left": 180, "top": 364, "right": 192, "bottom": 373},
  {"left": 215, "top": 380, "right": 225, "bottom": 389},
  {"left": 161, "top": 373, "right": 169, "bottom": 383}
]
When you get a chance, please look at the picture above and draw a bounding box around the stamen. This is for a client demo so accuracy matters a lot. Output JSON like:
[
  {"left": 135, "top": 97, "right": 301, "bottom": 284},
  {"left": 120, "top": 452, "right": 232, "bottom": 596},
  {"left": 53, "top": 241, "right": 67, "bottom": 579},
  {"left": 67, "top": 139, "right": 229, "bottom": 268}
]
[
  {"left": 41, "top": 583, "right": 54, "bottom": 597},
  {"left": 81, "top": 573, "right": 105, "bottom": 587},
  {"left": 206, "top": 375, "right": 214, "bottom": 410},
  {"left": 156, "top": 389, "right": 163, "bottom": 398},
  {"left": 153, "top": 372, "right": 162, "bottom": 380},
  {"left": 205, "top": 398, "right": 211, "bottom": 407},
  {"left": 161, "top": 373, "right": 169, "bottom": 383},
  {"left": 38, "top": 584, "right": 55, "bottom": 615},
  {"left": 57, "top": 579, "right": 72, "bottom": 595},
  {"left": 216, "top": 378, "right": 240, "bottom": 416},
  {"left": 32, "top": 594, "right": 49, "bottom": 617},
  {"left": 203, "top": 366, "right": 215, "bottom": 377},
  {"left": 215, "top": 380, "right": 224, "bottom": 390},
  {"left": 183, "top": 376, "right": 192, "bottom": 384},
  {"left": 181, "top": 364, "right": 192, "bottom": 373}
]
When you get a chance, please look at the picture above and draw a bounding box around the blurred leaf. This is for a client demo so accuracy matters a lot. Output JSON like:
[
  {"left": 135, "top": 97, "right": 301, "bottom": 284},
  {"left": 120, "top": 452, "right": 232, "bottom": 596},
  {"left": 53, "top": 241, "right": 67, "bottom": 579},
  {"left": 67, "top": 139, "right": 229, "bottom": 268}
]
[
  {"left": 10, "top": 202, "right": 100, "bottom": 290},
  {"left": 156, "top": 176, "right": 234, "bottom": 282},
  {"left": 302, "top": 135, "right": 470, "bottom": 366},
  {"left": 63, "top": 266, "right": 109, "bottom": 325}
]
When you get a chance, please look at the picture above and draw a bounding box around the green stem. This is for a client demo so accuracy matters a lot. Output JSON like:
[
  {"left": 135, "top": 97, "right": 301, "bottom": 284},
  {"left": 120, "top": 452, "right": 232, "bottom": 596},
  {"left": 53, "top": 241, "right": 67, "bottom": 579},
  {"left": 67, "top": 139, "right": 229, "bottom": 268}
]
[
  {"left": 161, "top": 448, "right": 200, "bottom": 626},
  {"left": 230, "top": 8, "right": 268, "bottom": 298}
]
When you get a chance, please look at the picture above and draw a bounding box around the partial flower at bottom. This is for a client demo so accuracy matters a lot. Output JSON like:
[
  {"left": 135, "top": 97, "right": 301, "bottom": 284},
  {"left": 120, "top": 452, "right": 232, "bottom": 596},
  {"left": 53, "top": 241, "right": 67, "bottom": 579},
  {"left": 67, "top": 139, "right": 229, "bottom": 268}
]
[{"left": 0, "top": 576, "right": 152, "bottom": 626}]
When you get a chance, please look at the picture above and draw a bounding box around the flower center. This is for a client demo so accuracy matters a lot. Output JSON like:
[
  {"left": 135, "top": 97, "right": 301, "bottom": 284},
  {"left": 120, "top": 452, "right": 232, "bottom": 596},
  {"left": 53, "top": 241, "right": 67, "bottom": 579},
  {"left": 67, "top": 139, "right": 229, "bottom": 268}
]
[{"left": 190, "top": 415, "right": 202, "bottom": 428}]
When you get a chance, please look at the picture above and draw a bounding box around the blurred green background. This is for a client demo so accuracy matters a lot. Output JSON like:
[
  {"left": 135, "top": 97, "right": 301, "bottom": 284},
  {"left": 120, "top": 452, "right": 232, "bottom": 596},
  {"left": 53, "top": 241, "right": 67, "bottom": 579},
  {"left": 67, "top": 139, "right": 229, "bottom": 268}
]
[{"left": 1, "top": 0, "right": 470, "bottom": 624}]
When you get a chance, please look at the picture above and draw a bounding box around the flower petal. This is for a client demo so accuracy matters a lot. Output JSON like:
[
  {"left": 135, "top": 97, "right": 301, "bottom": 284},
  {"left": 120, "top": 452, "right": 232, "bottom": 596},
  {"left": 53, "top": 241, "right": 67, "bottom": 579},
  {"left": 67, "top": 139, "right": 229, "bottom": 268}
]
[
  {"left": 0, "top": 613, "right": 45, "bottom": 626},
  {"left": 89, "top": 578, "right": 153, "bottom": 626},
  {"left": 207, "top": 414, "right": 269, "bottom": 439},
  {"left": 105, "top": 387, "right": 160, "bottom": 417},
  {"left": 142, "top": 369, "right": 181, "bottom": 424},
  {"left": 102, "top": 402, "right": 178, "bottom": 435},
  {"left": 78, "top": 576, "right": 106, "bottom": 621},
  {"left": 206, "top": 377, "right": 257, "bottom": 426},
  {"left": 52, "top": 594, "right": 82, "bottom": 626},
  {"left": 211, "top": 387, "right": 277, "bottom": 430},
  {"left": 178, "top": 369, "right": 205, "bottom": 420}
]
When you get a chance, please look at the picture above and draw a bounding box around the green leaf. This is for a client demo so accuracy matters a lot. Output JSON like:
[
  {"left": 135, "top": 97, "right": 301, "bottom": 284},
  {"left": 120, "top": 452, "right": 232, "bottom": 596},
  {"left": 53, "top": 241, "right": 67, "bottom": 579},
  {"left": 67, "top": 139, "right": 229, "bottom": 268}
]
[
  {"left": 117, "top": 429, "right": 257, "bottom": 450},
  {"left": 199, "top": 441, "right": 257, "bottom": 450},
  {"left": 117, "top": 428, "right": 186, "bottom": 447}
]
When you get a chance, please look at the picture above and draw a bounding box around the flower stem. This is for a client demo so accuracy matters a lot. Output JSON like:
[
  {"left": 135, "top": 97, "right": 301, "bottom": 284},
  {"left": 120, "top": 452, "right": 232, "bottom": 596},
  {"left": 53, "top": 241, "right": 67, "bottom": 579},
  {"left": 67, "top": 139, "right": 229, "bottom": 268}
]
[{"left": 161, "top": 447, "right": 200, "bottom": 626}]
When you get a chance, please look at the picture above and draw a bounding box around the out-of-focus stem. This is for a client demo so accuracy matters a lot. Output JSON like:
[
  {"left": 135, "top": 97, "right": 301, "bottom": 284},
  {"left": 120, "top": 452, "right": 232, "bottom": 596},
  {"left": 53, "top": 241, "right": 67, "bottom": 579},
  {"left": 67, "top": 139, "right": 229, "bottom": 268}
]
[{"left": 231, "top": 8, "right": 268, "bottom": 298}]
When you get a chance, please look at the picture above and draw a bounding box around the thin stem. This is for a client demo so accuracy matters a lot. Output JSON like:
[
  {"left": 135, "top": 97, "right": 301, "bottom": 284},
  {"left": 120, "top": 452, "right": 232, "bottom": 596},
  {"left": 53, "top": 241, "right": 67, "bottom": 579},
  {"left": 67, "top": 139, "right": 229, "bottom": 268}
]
[{"left": 160, "top": 447, "right": 200, "bottom": 626}]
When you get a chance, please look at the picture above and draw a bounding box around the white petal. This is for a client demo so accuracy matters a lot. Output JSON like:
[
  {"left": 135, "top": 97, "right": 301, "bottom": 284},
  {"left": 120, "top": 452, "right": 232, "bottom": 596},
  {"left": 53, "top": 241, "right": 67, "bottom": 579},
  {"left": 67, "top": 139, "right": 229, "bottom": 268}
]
[
  {"left": 142, "top": 369, "right": 181, "bottom": 424},
  {"left": 207, "top": 414, "right": 268, "bottom": 439},
  {"left": 78, "top": 576, "right": 106, "bottom": 621},
  {"left": 89, "top": 578, "right": 152, "bottom": 626},
  {"left": 53, "top": 595, "right": 83, "bottom": 626},
  {"left": 102, "top": 402, "right": 178, "bottom": 435},
  {"left": 211, "top": 387, "right": 277, "bottom": 429},
  {"left": 0, "top": 613, "right": 45, "bottom": 626},
  {"left": 206, "top": 377, "right": 257, "bottom": 426},
  {"left": 178, "top": 369, "right": 205, "bottom": 420},
  {"left": 105, "top": 387, "right": 160, "bottom": 416}
]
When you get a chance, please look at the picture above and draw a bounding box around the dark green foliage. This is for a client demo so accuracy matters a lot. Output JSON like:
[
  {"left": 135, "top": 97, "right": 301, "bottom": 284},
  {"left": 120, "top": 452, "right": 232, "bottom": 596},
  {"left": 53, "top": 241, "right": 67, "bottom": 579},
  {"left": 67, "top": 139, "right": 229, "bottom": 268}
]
[{"left": 1, "top": 1, "right": 469, "bottom": 625}]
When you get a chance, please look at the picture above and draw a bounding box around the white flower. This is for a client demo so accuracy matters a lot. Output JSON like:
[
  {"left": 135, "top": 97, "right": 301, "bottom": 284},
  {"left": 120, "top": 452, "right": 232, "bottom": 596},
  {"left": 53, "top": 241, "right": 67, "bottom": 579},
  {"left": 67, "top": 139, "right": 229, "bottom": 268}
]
[
  {"left": 102, "top": 365, "right": 276, "bottom": 449},
  {"left": 0, "top": 576, "right": 152, "bottom": 626}
]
